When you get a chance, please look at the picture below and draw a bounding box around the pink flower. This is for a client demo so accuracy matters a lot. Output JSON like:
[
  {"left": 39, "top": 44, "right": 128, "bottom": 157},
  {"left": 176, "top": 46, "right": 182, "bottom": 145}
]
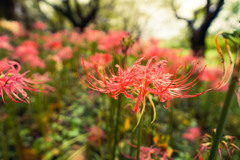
[
  {"left": 201, "top": 67, "right": 222, "bottom": 82},
  {"left": 82, "top": 28, "right": 104, "bottom": 42},
  {"left": 182, "top": 127, "right": 201, "bottom": 141},
  {"left": 98, "top": 30, "right": 128, "bottom": 53},
  {"left": 81, "top": 53, "right": 112, "bottom": 69},
  {"left": 33, "top": 21, "right": 46, "bottom": 30},
  {"left": 15, "top": 40, "right": 38, "bottom": 57},
  {"left": 122, "top": 143, "right": 173, "bottom": 160},
  {"left": 54, "top": 46, "right": 73, "bottom": 62},
  {"left": 127, "top": 40, "right": 143, "bottom": 56},
  {"left": 87, "top": 126, "right": 105, "bottom": 146},
  {"left": 14, "top": 41, "right": 45, "bottom": 69},
  {"left": 0, "top": 35, "right": 14, "bottom": 51},
  {"left": 0, "top": 61, "right": 42, "bottom": 103},
  {"left": 68, "top": 31, "right": 84, "bottom": 45},
  {"left": 43, "top": 33, "right": 63, "bottom": 50}
]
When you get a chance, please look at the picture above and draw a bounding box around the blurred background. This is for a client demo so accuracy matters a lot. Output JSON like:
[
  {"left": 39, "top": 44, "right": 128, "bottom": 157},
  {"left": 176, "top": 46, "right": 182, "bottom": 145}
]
[{"left": 0, "top": 0, "right": 240, "bottom": 160}]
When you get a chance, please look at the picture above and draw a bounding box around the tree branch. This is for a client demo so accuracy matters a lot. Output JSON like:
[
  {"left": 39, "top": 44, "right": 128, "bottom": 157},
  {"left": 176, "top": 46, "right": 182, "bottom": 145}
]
[
  {"left": 74, "top": 0, "right": 83, "bottom": 19},
  {"left": 170, "top": 0, "right": 194, "bottom": 31},
  {"left": 206, "top": 0, "right": 211, "bottom": 15},
  {"left": 200, "top": 0, "right": 224, "bottom": 34},
  {"left": 40, "top": 0, "right": 78, "bottom": 26}
]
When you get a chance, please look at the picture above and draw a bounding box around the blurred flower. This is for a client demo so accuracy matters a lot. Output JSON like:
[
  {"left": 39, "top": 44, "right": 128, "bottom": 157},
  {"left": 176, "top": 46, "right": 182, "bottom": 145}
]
[
  {"left": 153, "top": 133, "right": 170, "bottom": 149},
  {"left": 87, "top": 126, "right": 105, "bottom": 147},
  {"left": 0, "top": 61, "right": 42, "bottom": 103},
  {"left": 53, "top": 46, "right": 73, "bottom": 62},
  {"left": 0, "top": 58, "right": 10, "bottom": 67},
  {"left": 33, "top": 21, "right": 46, "bottom": 30},
  {"left": 194, "top": 133, "right": 240, "bottom": 160},
  {"left": 0, "top": 19, "right": 25, "bottom": 36},
  {"left": 81, "top": 52, "right": 112, "bottom": 69},
  {"left": 123, "top": 143, "right": 173, "bottom": 160},
  {"left": 200, "top": 67, "right": 222, "bottom": 82},
  {"left": 68, "top": 31, "right": 84, "bottom": 45},
  {"left": 182, "top": 127, "right": 201, "bottom": 142},
  {"left": 127, "top": 39, "right": 142, "bottom": 56},
  {"left": 43, "top": 33, "right": 62, "bottom": 50},
  {"left": 0, "top": 35, "right": 14, "bottom": 51},
  {"left": 121, "top": 117, "right": 131, "bottom": 132},
  {"left": 98, "top": 30, "right": 128, "bottom": 54},
  {"left": 200, "top": 67, "right": 229, "bottom": 91},
  {"left": 82, "top": 28, "right": 104, "bottom": 42},
  {"left": 32, "top": 73, "right": 55, "bottom": 93},
  {"left": 15, "top": 40, "right": 38, "bottom": 57},
  {"left": 14, "top": 40, "right": 45, "bottom": 68}
]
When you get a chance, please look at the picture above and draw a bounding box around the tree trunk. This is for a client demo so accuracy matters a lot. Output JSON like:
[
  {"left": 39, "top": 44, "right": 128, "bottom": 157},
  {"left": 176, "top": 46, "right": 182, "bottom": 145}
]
[{"left": 0, "top": 0, "right": 17, "bottom": 20}]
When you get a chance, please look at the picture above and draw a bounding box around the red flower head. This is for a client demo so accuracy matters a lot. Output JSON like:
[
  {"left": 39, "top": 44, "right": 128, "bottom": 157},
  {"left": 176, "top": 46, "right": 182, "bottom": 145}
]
[
  {"left": 79, "top": 56, "right": 209, "bottom": 125},
  {"left": 14, "top": 40, "right": 45, "bottom": 69},
  {"left": 183, "top": 127, "right": 201, "bottom": 142},
  {"left": 122, "top": 142, "right": 174, "bottom": 160},
  {"left": 0, "top": 35, "right": 14, "bottom": 51},
  {"left": 194, "top": 133, "right": 240, "bottom": 160},
  {"left": 53, "top": 46, "right": 73, "bottom": 62},
  {"left": 0, "top": 61, "right": 43, "bottom": 103},
  {"left": 33, "top": 21, "right": 46, "bottom": 30},
  {"left": 98, "top": 30, "right": 128, "bottom": 54},
  {"left": 87, "top": 126, "right": 105, "bottom": 147},
  {"left": 81, "top": 53, "right": 112, "bottom": 69}
]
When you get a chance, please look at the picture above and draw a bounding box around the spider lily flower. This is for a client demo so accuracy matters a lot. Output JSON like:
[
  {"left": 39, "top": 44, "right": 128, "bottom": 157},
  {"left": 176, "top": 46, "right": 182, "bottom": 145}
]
[
  {"left": 182, "top": 127, "right": 201, "bottom": 142},
  {"left": 33, "top": 21, "right": 46, "bottom": 30},
  {"left": 79, "top": 56, "right": 208, "bottom": 125},
  {"left": 0, "top": 61, "right": 42, "bottom": 103},
  {"left": 122, "top": 142, "right": 174, "bottom": 160},
  {"left": 81, "top": 53, "right": 112, "bottom": 69},
  {"left": 194, "top": 134, "right": 240, "bottom": 160},
  {"left": 0, "top": 35, "right": 14, "bottom": 51}
]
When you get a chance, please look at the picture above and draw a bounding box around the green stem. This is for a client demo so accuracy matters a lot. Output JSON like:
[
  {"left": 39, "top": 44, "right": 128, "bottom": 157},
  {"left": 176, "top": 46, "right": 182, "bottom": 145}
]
[
  {"left": 112, "top": 94, "right": 122, "bottom": 160},
  {"left": 208, "top": 77, "right": 236, "bottom": 160},
  {"left": 1, "top": 120, "right": 9, "bottom": 160},
  {"left": 6, "top": 103, "right": 24, "bottom": 160},
  {"left": 97, "top": 115, "right": 104, "bottom": 160},
  {"left": 136, "top": 115, "right": 144, "bottom": 160},
  {"left": 137, "top": 100, "right": 145, "bottom": 160},
  {"left": 108, "top": 98, "right": 116, "bottom": 159}
]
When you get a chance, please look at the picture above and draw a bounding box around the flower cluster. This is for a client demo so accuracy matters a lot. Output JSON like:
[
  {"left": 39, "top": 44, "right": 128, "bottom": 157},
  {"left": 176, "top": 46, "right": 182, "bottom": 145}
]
[
  {"left": 81, "top": 52, "right": 112, "bottom": 69},
  {"left": 123, "top": 143, "right": 173, "bottom": 160},
  {"left": 194, "top": 133, "right": 240, "bottom": 160},
  {"left": 0, "top": 61, "right": 41, "bottom": 103},
  {"left": 14, "top": 40, "right": 45, "bottom": 68}
]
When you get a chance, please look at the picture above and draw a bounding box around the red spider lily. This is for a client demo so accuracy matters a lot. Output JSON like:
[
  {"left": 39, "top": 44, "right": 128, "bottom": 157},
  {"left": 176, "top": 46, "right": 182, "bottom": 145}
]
[
  {"left": 81, "top": 53, "right": 112, "bottom": 69},
  {"left": 43, "top": 32, "right": 63, "bottom": 50},
  {"left": 182, "top": 127, "right": 201, "bottom": 142},
  {"left": 14, "top": 40, "right": 45, "bottom": 69},
  {"left": 98, "top": 30, "right": 128, "bottom": 54},
  {"left": 79, "top": 56, "right": 206, "bottom": 123},
  {"left": 33, "top": 21, "right": 46, "bottom": 30},
  {"left": 53, "top": 46, "right": 73, "bottom": 62},
  {"left": 0, "top": 35, "right": 14, "bottom": 51},
  {"left": 194, "top": 134, "right": 240, "bottom": 160},
  {"left": 0, "top": 61, "right": 42, "bottom": 103},
  {"left": 122, "top": 142, "right": 173, "bottom": 160},
  {"left": 81, "top": 28, "right": 105, "bottom": 42},
  {"left": 87, "top": 126, "right": 105, "bottom": 147}
]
